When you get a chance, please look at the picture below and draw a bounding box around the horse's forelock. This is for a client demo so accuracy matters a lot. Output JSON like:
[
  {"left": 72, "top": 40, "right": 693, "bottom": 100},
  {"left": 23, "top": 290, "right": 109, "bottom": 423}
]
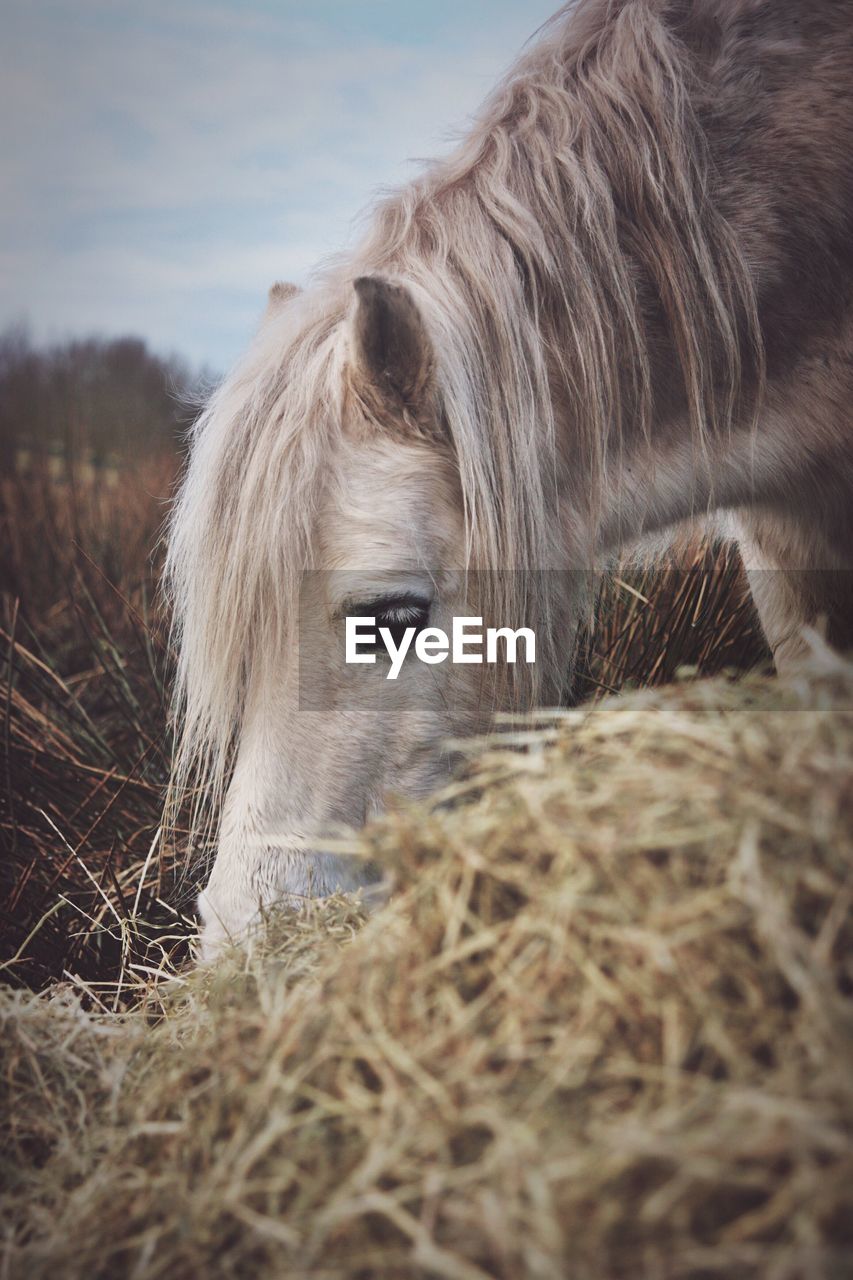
[{"left": 164, "top": 299, "right": 347, "bottom": 846}]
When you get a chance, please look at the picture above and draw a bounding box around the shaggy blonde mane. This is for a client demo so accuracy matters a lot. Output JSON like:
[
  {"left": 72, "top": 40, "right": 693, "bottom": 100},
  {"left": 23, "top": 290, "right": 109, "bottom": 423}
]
[{"left": 165, "top": 0, "right": 762, "bottom": 842}]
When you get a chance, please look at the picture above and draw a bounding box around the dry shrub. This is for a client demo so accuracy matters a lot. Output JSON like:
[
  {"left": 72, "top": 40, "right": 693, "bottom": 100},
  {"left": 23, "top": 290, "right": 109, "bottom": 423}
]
[
  {"left": 2, "top": 651, "right": 851, "bottom": 1280},
  {"left": 0, "top": 458, "right": 192, "bottom": 994},
  {"left": 576, "top": 536, "right": 770, "bottom": 697}
]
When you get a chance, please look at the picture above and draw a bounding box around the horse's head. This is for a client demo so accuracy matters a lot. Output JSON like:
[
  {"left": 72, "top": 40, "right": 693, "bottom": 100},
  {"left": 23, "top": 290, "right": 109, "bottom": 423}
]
[
  {"left": 267, "top": 274, "right": 480, "bottom": 827},
  {"left": 168, "top": 275, "right": 560, "bottom": 957}
]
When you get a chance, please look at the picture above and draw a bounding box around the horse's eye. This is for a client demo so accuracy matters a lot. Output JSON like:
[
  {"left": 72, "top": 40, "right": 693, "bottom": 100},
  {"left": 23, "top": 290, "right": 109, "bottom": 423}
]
[{"left": 349, "top": 594, "right": 431, "bottom": 654}]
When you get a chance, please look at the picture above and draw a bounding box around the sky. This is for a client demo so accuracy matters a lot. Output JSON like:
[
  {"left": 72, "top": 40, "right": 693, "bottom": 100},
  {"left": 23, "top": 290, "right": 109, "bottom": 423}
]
[{"left": 2, "top": 0, "right": 558, "bottom": 372}]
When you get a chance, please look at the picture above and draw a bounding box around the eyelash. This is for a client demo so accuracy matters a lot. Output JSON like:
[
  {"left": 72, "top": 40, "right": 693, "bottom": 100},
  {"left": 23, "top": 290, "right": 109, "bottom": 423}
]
[
  {"left": 351, "top": 596, "right": 431, "bottom": 653},
  {"left": 377, "top": 603, "right": 429, "bottom": 627}
]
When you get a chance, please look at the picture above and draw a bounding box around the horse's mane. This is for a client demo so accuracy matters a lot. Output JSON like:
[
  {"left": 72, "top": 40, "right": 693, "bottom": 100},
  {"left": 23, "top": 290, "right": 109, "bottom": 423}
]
[{"left": 165, "top": 0, "right": 761, "bottom": 842}]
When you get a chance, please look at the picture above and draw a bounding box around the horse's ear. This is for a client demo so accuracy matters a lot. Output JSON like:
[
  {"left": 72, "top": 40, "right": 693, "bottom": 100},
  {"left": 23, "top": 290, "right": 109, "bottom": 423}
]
[
  {"left": 350, "top": 276, "right": 434, "bottom": 415},
  {"left": 266, "top": 281, "right": 301, "bottom": 315}
]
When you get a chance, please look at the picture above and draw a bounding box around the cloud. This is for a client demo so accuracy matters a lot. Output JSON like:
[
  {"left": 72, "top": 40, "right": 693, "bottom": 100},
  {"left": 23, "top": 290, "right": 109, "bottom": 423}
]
[{"left": 1, "top": 0, "right": 557, "bottom": 368}]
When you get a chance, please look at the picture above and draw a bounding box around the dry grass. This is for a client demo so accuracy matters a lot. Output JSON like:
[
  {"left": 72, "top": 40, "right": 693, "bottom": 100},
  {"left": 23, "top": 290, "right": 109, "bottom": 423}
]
[
  {"left": 1, "top": 457, "right": 192, "bottom": 998},
  {"left": 2, "top": 647, "right": 851, "bottom": 1279},
  {"left": 576, "top": 536, "right": 770, "bottom": 697}
]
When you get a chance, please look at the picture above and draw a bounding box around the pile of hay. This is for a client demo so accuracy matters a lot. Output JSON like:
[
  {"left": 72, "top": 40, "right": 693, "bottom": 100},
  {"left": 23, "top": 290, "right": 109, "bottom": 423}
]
[{"left": 3, "top": 652, "right": 852, "bottom": 1280}]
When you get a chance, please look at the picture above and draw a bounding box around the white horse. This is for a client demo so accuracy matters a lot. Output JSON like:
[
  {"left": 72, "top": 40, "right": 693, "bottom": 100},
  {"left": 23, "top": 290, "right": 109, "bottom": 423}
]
[{"left": 166, "top": 0, "right": 853, "bottom": 958}]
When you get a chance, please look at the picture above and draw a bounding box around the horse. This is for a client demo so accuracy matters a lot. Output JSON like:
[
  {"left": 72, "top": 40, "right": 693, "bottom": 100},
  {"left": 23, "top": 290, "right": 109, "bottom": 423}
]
[{"left": 166, "top": 0, "right": 853, "bottom": 959}]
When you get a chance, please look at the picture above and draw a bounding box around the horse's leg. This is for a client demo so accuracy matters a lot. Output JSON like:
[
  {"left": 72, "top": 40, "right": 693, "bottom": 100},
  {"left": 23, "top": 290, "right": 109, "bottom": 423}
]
[{"left": 735, "top": 511, "right": 853, "bottom": 673}]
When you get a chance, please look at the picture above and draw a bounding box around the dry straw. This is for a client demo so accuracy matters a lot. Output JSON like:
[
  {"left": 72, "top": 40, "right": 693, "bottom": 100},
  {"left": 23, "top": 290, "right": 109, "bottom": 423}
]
[{"left": 3, "top": 644, "right": 851, "bottom": 1280}]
